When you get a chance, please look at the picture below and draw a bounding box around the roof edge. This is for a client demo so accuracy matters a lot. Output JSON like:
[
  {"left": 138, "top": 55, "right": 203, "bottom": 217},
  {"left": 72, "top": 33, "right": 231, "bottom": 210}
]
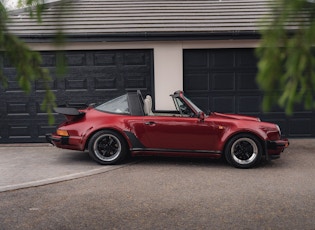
[{"left": 17, "top": 31, "right": 261, "bottom": 43}]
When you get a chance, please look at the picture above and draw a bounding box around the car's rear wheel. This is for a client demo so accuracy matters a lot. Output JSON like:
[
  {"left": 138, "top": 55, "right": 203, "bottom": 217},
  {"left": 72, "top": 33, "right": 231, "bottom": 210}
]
[
  {"left": 88, "top": 130, "right": 127, "bottom": 165},
  {"left": 224, "top": 134, "right": 263, "bottom": 169}
]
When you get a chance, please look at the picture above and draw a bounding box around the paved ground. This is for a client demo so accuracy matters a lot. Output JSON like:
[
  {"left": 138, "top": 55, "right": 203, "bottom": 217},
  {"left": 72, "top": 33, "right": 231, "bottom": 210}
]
[
  {"left": 0, "top": 139, "right": 314, "bottom": 193},
  {"left": 0, "top": 139, "right": 315, "bottom": 229},
  {"left": 0, "top": 144, "right": 130, "bottom": 192}
]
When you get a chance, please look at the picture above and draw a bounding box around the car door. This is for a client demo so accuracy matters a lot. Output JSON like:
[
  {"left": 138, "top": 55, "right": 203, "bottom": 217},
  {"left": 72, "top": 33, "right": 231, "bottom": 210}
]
[{"left": 142, "top": 115, "right": 217, "bottom": 151}]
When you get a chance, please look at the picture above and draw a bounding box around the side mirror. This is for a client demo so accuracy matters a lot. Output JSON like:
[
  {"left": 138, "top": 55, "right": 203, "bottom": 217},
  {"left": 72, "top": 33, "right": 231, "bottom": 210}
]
[{"left": 198, "top": 111, "right": 205, "bottom": 121}]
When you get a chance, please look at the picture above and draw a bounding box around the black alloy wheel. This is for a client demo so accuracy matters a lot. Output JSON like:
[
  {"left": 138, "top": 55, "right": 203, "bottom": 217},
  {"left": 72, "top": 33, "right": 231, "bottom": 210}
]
[
  {"left": 88, "top": 130, "right": 127, "bottom": 165},
  {"left": 225, "top": 134, "right": 263, "bottom": 169}
]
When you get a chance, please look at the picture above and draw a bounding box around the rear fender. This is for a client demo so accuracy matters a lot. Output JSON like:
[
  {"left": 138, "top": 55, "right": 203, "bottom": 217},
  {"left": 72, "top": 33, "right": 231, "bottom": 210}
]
[{"left": 83, "top": 127, "right": 132, "bottom": 150}]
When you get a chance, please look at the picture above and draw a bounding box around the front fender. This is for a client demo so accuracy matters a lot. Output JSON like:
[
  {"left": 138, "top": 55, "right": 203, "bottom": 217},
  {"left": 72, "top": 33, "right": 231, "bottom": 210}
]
[{"left": 218, "top": 128, "right": 267, "bottom": 152}]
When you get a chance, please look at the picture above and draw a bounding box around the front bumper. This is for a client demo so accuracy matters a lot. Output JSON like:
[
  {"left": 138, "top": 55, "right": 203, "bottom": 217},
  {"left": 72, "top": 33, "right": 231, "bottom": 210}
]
[{"left": 267, "top": 138, "right": 289, "bottom": 158}]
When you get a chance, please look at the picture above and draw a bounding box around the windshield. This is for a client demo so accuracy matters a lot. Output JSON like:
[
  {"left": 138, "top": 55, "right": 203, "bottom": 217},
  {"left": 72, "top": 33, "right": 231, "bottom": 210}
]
[
  {"left": 173, "top": 95, "right": 204, "bottom": 117},
  {"left": 95, "top": 94, "right": 130, "bottom": 114},
  {"left": 184, "top": 95, "right": 203, "bottom": 114}
]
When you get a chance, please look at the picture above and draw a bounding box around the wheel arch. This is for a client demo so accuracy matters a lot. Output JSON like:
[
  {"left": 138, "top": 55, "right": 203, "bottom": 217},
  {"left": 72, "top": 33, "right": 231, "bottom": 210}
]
[
  {"left": 222, "top": 131, "right": 266, "bottom": 157},
  {"left": 84, "top": 128, "right": 131, "bottom": 151}
]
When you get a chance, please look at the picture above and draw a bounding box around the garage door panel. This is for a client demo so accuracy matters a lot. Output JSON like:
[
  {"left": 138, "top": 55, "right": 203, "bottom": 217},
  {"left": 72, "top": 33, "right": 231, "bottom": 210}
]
[
  {"left": 93, "top": 75, "right": 118, "bottom": 91},
  {"left": 213, "top": 96, "right": 235, "bottom": 114},
  {"left": 37, "top": 122, "right": 56, "bottom": 140},
  {"left": 236, "top": 50, "right": 258, "bottom": 67},
  {"left": 213, "top": 50, "right": 235, "bottom": 68},
  {"left": 94, "top": 52, "right": 117, "bottom": 66},
  {"left": 188, "top": 96, "right": 210, "bottom": 113},
  {"left": 123, "top": 52, "right": 147, "bottom": 66},
  {"left": 3, "top": 119, "right": 58, "bottom": 143},
  {"left": 184, "top": 73, "right": 210, "bottom": 92},
  {"left": 3, "top": 79, "right": 25, "bottom": 93},
  {"left": 90, "top": 68, "right": 120, "bottom": 90},
  {"left": 0, "top": 53, "right": 3, "bottom": 68},
  {"left": 124, "top": 74, "right": 148, "bottom": 90},
  {"left": 184, "top": 48, "right": 314, "bottom": 137},
  {"left": 65, "top": 77, "right": 88, "bottom": 92},
  {"left": 2, "top": 70, "right": 30, "bottom": 93},
  {"left": 56, "top": 96, "right": 104, "bottom": 108},
  {"left": 56, "top": 93, "right": 120, "bottom": 107},
  {"left": 238, "top": 96, "right": 261, "bottom": 114},
  {"left": 0, "top": 49, "right": 153, "bottom": 143},
  {"left": 289, "top": 118, "right": 313, "bottom": 137},
  {"left": 238, "top": 73, "right": 260, "bottom": 91},
  {"left": 35, "top": 79, "right": 58, "bottom": 92},
  {"left": 6, "top": 101, "right": 32, "bottom": 117},
  {"left": 3, "top": 56, "right": 13, "bottom": 68},
  {"left": 41, "top": 53, "right": 56, "bottom": 67},
  {"left": 3, "top": 96, "right": 37, "bottom": 117},
  {"left": 292, "top": 103, "right": 315, "bottom": 113},
  {"left": 184, "top": 50, "right": 208, "bottom": 68},
  {"left": 64, "top": 69, "right": 100, "bottom": 89},
  {"left": 65, "top": 53, "right": 87, "bottom": 66},
  {"left": 7, "top": 120, "right": 32, "bottom": 140},
  {"left": 212, "top": 73, "right": 235, "bottom": 91}
]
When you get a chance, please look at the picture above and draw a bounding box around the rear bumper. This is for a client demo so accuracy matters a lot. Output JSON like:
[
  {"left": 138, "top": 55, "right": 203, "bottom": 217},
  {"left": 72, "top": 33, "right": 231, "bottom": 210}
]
[
  {"left": 46, "top": 133, "right": 83, "bottom": 151},
  {"left": 46, "top": 133, "right": 69, "bottom": 145},
  {"left": 267, "top": 138, "right": 289, "bottom": 157}
]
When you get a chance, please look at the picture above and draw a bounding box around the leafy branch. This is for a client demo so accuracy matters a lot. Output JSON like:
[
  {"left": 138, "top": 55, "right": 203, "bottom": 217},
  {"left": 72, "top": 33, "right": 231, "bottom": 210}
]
[
  {"left": 256, "top": 0, "right": 315, "bottom": 114},
  {"left": 0, "top": 0, "right": 66, "bottom": 124}
]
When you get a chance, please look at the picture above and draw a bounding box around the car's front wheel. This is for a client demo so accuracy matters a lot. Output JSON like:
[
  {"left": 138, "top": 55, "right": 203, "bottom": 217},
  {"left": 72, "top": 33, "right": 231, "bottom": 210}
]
[
  {"left": 224, "top": 134, "right": 263, "bottom": 169},
  {"left": 88, "top": 130, "right": 127, "bottom": 165}
]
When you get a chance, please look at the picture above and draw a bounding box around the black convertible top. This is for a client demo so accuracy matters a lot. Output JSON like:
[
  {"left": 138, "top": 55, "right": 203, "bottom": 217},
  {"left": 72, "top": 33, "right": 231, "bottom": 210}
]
[
  {"left": 54, "top": 90, "right": 146, "bottom": 116},
  {"left": 127, "top": 91, "right": 145, "bottom": 116}
]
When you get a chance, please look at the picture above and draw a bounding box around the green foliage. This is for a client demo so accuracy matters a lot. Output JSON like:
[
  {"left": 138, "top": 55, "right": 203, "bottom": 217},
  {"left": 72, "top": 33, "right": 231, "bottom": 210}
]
[
  {"left": 18, "top": 0, "right": 44, "bottom": 22},
  {"left": 0, "top": 1, "right": 63, "bottom": 125},
  {"left": 257, "top": 0, "right": 315, "bottom": 114}
]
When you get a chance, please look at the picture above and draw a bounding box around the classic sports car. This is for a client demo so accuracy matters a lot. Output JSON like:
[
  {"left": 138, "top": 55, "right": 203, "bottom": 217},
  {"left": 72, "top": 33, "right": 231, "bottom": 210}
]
[{"left": 46, "top": 90, "right": 289, "bottom": 168}]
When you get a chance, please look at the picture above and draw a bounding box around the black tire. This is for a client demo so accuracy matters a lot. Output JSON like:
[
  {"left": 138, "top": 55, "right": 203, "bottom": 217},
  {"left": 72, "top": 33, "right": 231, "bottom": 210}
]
[
  {"left": 88, "top": 130, "right": 127, "bottom": 165},
  {"left": 224, "top": 134, "right": 263, "bottom": 169}
]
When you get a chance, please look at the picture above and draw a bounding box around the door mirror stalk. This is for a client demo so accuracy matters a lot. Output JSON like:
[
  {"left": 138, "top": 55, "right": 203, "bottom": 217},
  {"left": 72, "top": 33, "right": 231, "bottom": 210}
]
[{"left": 198, "top": 112, "right": 205, "bottom": 121}]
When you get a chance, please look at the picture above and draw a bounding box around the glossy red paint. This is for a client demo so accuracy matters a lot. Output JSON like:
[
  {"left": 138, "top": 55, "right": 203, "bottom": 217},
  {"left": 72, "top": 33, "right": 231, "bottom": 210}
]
[{"left": 47, "top": 90, "right": 289, "bottom": 168}]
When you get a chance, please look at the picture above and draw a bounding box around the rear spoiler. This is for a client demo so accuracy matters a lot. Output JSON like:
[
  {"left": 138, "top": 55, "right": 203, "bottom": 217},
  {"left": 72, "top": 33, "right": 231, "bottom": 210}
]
[
  {"left": 54, "top": 107, "right": 85, "bottom": 121},
  {"left": 54, "top": 107, "right": 85, "bottom": 116}
]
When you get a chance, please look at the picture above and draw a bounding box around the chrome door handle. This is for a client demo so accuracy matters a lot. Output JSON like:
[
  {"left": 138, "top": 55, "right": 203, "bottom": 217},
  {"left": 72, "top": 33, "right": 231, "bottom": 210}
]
[{"left": 145, "top": 121, "right": 156, "bottom": 125}]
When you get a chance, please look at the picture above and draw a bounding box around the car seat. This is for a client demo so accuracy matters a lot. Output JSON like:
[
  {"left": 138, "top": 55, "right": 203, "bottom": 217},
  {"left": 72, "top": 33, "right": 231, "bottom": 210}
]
[{"left": 143, "top": 95, "right": 154, "bottom": 115}]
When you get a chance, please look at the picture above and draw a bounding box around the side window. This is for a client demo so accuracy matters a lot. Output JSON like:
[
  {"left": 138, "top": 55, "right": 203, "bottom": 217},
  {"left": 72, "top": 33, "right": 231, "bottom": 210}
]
[{"left": 96, "top": 94, "right": 130, "bottom": 114}]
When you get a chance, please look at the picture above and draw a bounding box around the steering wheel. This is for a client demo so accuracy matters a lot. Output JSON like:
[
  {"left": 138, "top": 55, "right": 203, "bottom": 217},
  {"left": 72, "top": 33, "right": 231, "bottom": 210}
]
[
  {"left": 179, "top": 105, "right": 188, "bottom": 114},
  {"left": 179, "top": 105, "right": 195, "bottom": 117}
]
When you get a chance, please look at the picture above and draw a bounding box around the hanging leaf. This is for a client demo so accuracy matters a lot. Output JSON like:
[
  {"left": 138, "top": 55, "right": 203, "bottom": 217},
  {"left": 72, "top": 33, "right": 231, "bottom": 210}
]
[{"left": 257, "top": 0, "right": 315, "bottom": 114}]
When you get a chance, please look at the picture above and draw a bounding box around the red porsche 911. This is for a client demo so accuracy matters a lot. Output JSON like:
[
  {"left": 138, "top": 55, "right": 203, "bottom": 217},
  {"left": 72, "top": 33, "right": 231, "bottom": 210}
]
[{"left": 46, "top": 90, "right": 289, "bottom": 168}]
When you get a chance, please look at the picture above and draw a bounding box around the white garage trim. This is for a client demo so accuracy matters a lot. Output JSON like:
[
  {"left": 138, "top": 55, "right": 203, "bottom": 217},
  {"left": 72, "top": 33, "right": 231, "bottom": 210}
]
[
  {"left": 154, "top": 43, "right": 183, "bottom": 110},
  {"left": 27, "top": 40, "right": 260, "bottom": 51}
]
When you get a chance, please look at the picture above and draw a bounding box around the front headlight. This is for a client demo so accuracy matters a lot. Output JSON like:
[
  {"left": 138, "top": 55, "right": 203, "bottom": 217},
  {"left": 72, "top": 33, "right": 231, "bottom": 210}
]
[{"left": 275, "top": 125, "right": 281, "bottom": 136}]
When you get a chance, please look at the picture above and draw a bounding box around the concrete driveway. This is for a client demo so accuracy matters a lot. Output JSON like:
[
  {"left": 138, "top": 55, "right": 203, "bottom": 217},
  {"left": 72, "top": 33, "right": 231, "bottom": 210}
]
[
  {"left": 0, "top": 139, "right": 314, "bottom": 192},
  {"left": 0, "top": 144, "right": 129, "bottom": 192},
  {"left": 0, "top": 139, "right": 315, "bottom": 229}
]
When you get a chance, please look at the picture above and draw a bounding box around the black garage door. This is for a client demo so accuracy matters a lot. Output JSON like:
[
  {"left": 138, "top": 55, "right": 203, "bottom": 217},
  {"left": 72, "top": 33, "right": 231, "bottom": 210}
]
[
  {"left": 184, "top": 49, "right": 315, "bottom": 137},
  {"left": 0, "top": 49, "right": 153, "bottom": 143}
]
